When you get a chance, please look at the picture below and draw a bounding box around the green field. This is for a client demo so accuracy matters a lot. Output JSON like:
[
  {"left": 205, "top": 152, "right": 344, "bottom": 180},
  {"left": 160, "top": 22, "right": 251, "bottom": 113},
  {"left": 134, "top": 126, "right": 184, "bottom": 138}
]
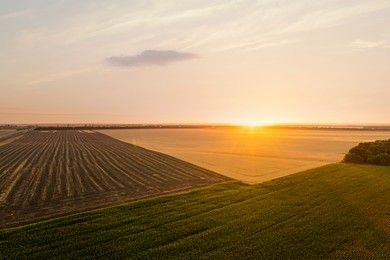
[{"left": 1, "top": 163, "right": 389, "bottom": 259}]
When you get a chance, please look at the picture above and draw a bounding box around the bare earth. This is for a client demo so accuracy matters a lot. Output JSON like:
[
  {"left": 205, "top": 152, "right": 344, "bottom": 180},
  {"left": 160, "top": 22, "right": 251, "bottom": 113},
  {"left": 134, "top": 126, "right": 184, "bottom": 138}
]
[
  {"left": 0, "top": 131, "right": 230, "bottom": 229},
  {"left": 101, "top": 128, "right": 390, "bottom": 183},
  {"left": 0, "top": 130, "right": 25, "bottom": 146}
]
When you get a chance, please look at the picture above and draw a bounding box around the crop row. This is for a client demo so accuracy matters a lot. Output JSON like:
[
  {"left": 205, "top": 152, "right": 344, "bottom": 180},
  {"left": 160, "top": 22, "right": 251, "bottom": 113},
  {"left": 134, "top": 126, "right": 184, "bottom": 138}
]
[{"left": 0, "top": 130, "right": 230, "bottom": 229}]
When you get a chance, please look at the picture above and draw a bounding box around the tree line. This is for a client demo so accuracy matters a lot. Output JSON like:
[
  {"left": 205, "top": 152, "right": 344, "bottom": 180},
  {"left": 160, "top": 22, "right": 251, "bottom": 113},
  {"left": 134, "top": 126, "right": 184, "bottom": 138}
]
[{"left": 344, "top": 139, "right": 390, "bottom": 166}]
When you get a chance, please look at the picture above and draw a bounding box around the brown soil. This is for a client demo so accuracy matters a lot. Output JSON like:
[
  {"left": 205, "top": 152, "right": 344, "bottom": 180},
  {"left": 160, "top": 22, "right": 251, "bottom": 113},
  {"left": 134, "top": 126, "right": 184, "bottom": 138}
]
[
  {"left": 0, "top": 131, "right": 26, "bottom": 146},
  {"left": 0, "top": 131, "right": 230, "bottom": 229}
]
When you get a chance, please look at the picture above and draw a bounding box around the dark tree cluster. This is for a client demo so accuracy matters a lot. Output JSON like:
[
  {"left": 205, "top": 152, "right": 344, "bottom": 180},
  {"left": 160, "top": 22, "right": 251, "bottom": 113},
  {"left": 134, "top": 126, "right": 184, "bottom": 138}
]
[{"left": 343, "top": 139, "right": 390, "bottom": 166}]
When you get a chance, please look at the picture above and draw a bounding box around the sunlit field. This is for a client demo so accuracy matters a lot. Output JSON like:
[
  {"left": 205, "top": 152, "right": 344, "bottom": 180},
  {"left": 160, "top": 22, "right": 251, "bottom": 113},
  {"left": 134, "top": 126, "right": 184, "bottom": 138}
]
[
  {"left": 102, "top": 128, "right": 390, "bottom": 183},
  {"left": 0, "top": 129, "right": 22, "bottom": 146},
  {"left": 0, "top": 129, "right": 16, "bottom": 138},
  {"left": 2, "top": 163, "right": 389, "bottom": 259}
]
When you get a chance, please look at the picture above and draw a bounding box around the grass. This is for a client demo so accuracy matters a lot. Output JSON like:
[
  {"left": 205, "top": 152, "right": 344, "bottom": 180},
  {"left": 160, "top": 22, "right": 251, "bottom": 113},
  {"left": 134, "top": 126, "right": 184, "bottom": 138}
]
[{"left": 1, "top": 163, "right": 390, "bottom": 259}]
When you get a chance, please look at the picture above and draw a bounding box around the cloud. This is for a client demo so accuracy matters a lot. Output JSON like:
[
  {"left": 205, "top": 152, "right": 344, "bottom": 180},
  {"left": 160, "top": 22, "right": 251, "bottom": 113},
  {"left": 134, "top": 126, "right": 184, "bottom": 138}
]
[
  {"left": 350, "top": 40, "right": 388, "bottom": 49},
  {"left": 106, "top": 50, "right": 197, "bottom": 67},
  {"left": 8, "top": 1, "right": 390, "bottom": 55},
  {"left": 24, "top": 66, "right": 104, "bottom": 89},
  {"left": 0, "top": 9, "right": 33, "bottom": 20}
]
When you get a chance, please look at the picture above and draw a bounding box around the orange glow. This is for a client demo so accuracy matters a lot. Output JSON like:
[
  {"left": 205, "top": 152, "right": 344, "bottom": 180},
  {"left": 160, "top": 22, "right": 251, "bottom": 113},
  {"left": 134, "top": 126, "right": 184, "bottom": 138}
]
[
  {"left": 233, "top": 118, "right": 280, "bottom": 128},
  {"left": 238, "top": 122, "right": 261, "bottom": 127}
]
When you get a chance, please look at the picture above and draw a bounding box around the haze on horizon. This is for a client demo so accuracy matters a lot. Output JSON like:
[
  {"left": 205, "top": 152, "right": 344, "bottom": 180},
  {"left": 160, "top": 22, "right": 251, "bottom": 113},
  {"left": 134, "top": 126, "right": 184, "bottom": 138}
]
[{"left": 1, "top": 1, "right": 390, "bottom": 125}]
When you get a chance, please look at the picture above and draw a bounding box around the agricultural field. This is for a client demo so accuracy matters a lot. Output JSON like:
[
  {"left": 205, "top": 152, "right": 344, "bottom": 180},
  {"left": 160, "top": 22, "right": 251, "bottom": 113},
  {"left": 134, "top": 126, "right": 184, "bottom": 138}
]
[
  {"left": 101, "top": 128, "right": 390, "bottom": 183},
  {"left": 0, "top": 129, "right": 15, "bottom": 138},
  {"left": 0, "top": 130, "right": 230, "bottom": 229},
  {"left": 0, "top": 129, "right": 25, "bottom": 146},
  {"left": 1, "top": 163, "right": 389, "bottom": 258}
]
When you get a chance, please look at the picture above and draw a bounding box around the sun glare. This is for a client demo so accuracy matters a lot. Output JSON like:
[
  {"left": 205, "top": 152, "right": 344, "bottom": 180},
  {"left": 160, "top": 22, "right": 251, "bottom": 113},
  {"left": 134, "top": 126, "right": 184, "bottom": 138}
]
[
  {"left": 234, "top": 119, "right": 274, "bottom": 128},
  {"left": 239, "top": 122, "right": 262, "bottom": 127}
]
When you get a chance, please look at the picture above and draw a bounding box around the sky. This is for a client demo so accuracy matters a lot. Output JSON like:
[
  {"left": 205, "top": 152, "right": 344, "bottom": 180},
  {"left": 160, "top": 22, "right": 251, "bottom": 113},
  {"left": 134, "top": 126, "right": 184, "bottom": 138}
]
[{"left": 1, "top": 0, "right": 390, "bottom": 125}]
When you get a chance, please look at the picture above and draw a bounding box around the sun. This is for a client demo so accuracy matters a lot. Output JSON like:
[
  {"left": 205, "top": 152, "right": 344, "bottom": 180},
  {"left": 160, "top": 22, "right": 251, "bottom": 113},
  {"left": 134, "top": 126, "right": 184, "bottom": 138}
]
[
  {"left": 232, "top": 118, "right": 283, "bottom": 128},
  {"left": 228, "top": 116, "right": 285, "bottom": 128},
  {"left": 239, "top": 122, "right": 261, "bottom": 128},
  {"left": 235, "top": 120, "right": 268, "bottom": 128}
]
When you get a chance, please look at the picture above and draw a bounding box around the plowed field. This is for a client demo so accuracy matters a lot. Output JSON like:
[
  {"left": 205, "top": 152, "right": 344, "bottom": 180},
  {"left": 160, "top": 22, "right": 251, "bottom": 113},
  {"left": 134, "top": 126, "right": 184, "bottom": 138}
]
[{"left": 0, "top": 131, "right": 230, "bottom": 229}]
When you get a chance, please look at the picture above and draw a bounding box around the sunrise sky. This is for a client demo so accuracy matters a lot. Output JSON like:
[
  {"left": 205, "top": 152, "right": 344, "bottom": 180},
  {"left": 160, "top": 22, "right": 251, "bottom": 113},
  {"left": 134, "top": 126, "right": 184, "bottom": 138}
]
[{"left": 1, "top": 1, "right": 390, "bottom": 125}]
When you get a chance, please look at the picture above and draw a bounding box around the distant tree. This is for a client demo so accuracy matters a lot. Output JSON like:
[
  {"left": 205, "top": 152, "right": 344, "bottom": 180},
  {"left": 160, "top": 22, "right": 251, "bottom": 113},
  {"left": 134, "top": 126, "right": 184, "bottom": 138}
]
[
  {"left": 348, "top": 147, "right": 371, "bottom": 162},
  {"left": 344, "top": 139, "right": 390, "bottom": 166},
  {"left": 343, "top": 153, "right": 365, "bottom": 164},
  {"left": 367, "top": 153, "right": 390, "bottom": 166}
]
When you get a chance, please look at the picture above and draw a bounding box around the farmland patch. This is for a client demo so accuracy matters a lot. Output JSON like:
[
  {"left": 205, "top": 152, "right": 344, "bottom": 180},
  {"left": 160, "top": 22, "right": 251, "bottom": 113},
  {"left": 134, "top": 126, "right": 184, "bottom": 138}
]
[{"left": 0, "top": 130, "right": 230, "bottom": 229}]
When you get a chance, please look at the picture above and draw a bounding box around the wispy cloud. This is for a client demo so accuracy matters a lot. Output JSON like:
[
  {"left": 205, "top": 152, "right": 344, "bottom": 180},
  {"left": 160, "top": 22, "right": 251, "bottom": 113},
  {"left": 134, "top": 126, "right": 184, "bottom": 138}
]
[
  {"left": 277, "top": 1, "right": 390, "bottom": 35},
  {"left": 350, "top": 40, "right": 388, "bottom": 49},
  {"left": 8, "top": 1, "right": 390, "bottom": 54},
  {"left": 0, "top": 9, "right": 33, "bottom": 20},
  {"left": 144, "top": 1, "right": 390, "bottom": 53},
  {"left": 3, "top": 0, "right": 390, "bottom": 92},
  {"left": 25, "top": 66, "right": 104, "bottom": 88},
  {"left": 106, "top": 50, "right": 197, "bottom": 67}
]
